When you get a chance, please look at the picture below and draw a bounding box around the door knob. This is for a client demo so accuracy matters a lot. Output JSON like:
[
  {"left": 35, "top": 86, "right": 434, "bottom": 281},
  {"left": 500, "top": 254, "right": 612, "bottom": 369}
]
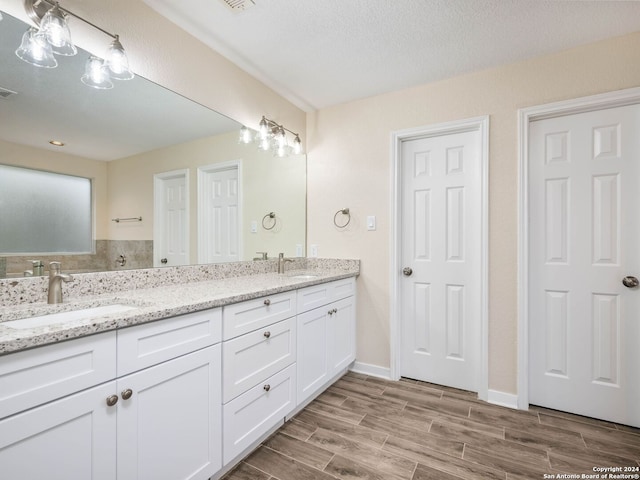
[
  {"left": 402, "top": 267, "right": 413, "bottom": 276},
  {"left": 160, "top": 258, "right": 168, "bottom": 264},
  {"left": 121, "top": 389, "right": 133, "bottom": 400},
  {"left": 622, "top": 276, "right": 639, "bottom": 288}
]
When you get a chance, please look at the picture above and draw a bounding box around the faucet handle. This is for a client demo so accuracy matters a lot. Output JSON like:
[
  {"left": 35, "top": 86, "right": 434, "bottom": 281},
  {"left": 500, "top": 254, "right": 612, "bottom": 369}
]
[
  {"left": 49, "top": 261, "right": 61, "bottom": 275},
  {"left": 256, "top": 252, "right": 268, "bottom": 260}
]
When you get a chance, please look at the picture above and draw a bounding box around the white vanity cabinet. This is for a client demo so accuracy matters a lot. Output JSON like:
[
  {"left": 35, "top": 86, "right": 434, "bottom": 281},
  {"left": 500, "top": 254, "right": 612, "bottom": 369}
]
[
  {"left": 0, "top": 307, "right": 223, "bottom": 480},
  {"left": 221, "top": 291, "right": 297, "bottom": 465},
  {"left": 296, "top": 277, "right": 356, "bottom": 406},
  {"left": 115, "top": 308, "right": 223, "bottom": 480},
  {"left": 0, "top": 358, "right": 117, "bottom": 480}
]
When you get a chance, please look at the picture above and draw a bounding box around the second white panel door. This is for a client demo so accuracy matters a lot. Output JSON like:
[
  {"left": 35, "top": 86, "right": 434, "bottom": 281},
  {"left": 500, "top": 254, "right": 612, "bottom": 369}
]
[{"left": 528, "top": 104, "right": 640, "bottom": 427}]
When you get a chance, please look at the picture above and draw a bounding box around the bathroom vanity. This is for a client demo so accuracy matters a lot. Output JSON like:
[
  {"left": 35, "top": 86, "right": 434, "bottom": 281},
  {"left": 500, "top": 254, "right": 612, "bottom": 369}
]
[{"left": 0, "top": 259, "right": 358, "bottom": 480}]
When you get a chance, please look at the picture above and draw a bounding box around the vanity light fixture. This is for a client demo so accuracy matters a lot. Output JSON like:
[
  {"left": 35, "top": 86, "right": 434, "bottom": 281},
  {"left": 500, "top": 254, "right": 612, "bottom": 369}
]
[
  {"left": 241, "top": 116, "right": 304, "bottom": 157},
  {"left": 17, "top": 0, "right": 134, "bottom": 89}
]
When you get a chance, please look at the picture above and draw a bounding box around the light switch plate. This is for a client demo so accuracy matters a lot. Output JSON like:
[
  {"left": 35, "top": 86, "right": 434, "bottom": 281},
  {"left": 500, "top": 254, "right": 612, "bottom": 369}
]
[
  {"left": 367, "top": 215, "right": 376, "bottom": 231},
  {"left": 310, "top": 244, "right": 318, "bottom": 257},
  {"left": 296, "top": 244, "right": 303, "bottom": 257},
  {"left": 250, "top": 220, "right": 258, "bottom": 233}
]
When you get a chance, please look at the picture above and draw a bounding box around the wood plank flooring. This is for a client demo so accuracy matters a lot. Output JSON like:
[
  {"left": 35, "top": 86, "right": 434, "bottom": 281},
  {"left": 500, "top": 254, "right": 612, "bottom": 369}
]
[{"left": 221, "top": 372, "right": 640, "bottom": 480}]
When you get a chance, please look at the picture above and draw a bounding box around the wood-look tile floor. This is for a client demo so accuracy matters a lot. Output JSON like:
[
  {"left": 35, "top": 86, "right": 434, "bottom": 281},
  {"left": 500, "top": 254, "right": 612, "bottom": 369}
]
[{"left": 222, "top": 372, "right": 640, "bottom": 480}]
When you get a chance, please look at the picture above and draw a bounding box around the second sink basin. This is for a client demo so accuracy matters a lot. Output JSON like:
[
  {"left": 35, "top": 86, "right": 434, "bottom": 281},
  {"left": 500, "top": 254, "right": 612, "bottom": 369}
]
[{"left": 3, "top": 303, "right": 140, "bottom": 330}]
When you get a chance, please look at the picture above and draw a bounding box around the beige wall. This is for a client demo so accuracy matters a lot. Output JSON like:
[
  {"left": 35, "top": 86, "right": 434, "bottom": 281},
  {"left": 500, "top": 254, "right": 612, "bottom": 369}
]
[
  {"left": 108, "top": 131, "right": 306, "bottom": 262},
  {"left": 306, "top": 32, "right": 640, "bottom": 394}
]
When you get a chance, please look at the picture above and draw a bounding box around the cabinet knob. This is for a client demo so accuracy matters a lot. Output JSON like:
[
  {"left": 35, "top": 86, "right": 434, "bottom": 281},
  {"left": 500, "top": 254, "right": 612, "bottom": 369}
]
[
  {"left": 106, "top": 395, "right": 118, "bottom": 407},
  {"left": 263, "top": 299, "right": 271, "bottom": 306},
  {"left": 333, "top": 308, "right": 338, "bottom": 314},
  {"left": 263, "top": 384, "right": 271, "bottom": 392},
  {"left": 328, "top": 309, "right": 333, "bottom": 315},
  {"left": 121, "top": 388, "right": 133, "bottom": 400},
  {"left": 263, "top": 331, "right": 271, "bottom": 338},
  {"left": 161, "top": 258, "right": 168, "bottom": 264},
  {"left": 328, "top": 308, "right": 337, "bottom": 315}
]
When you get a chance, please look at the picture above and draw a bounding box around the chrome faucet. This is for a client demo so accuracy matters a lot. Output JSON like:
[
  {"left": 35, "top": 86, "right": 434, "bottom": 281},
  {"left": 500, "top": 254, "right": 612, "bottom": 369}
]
[
  {"left": 48, "top": 262, "right": 74, "bottom": 304},
  {"left": 277, "top": 253, "right": 294, "bottom": 274}
]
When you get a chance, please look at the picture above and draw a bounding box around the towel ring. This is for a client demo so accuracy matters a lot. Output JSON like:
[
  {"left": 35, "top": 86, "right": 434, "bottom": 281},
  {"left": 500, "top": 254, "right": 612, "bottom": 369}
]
[
  {"left": 333, "top": 208, "right": 351, "bottom": 228},
  {"left": 262, "top": 212, "right": 277, "bottom": 230}
]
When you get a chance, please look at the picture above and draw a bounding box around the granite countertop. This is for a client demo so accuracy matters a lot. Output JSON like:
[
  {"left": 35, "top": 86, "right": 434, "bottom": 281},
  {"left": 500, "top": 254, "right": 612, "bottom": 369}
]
[{"left": 0, "top": 269, "right": 357, "bottom": 356}]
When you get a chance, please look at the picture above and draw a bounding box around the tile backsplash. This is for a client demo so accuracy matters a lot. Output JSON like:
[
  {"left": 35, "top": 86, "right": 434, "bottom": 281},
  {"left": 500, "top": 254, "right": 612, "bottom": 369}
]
[{"left": 1, "top": 240, "right": 153, "bottom": 278}]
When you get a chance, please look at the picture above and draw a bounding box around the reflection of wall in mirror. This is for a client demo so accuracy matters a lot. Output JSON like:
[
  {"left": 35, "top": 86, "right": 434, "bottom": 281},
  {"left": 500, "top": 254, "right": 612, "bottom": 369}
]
[
  {"left": 0, "top": 130, "right": 306, "bottom": 274},
  {"left": 108, "top": 130, "right": 306, "bottom": 263}
]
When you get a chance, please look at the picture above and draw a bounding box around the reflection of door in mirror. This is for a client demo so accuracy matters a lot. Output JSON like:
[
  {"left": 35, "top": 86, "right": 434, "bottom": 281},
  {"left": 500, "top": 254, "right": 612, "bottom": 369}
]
[
  {"left": 198, "top": 162, "right": 242, "bottom": 263},
  {"left": 153, "top": 170, "right": 189, "bottom": 267}
]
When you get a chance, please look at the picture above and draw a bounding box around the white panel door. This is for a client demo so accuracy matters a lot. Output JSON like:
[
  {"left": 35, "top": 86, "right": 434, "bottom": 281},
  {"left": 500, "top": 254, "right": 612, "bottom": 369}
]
[
  {"left": 400, "top": 130, "right": 482, "bottom": 392},
  {"left": 529, "top": 104, "right": 640, "bottom": 427},
  {"left": 198, "top": 164, "right": 240, "bottom": 263},
  {"left": 154, "top": 170, "right": 189, "bottom": 267}
]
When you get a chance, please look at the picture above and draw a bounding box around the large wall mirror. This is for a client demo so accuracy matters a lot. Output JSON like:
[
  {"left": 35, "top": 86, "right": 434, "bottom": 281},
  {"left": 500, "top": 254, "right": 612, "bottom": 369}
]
[{"left": 0, "top": 10, "right": 306, "bottom": 279}]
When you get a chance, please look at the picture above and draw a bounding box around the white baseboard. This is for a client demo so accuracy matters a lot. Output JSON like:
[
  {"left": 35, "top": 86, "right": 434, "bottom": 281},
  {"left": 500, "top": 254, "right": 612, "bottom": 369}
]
[
  {"left": 487, "top": 389, "right": 519, "bottom": 409},
  {"left": 349, "top": 361, "right": 391, "bottom": 380}
]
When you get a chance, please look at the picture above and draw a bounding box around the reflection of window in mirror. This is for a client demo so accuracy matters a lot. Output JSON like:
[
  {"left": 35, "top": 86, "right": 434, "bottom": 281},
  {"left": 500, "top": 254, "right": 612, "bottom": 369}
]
[{"left": 0, "top": 164, "right": 93, "bottom": 254}]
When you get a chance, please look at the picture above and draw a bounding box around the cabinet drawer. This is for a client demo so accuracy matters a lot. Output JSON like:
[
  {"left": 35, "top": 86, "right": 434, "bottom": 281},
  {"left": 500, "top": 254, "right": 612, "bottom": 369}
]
[
  {"left": 0, "top": 331, "right": 116, "bottom": 419},
  {"left": 222, "top": 364, "right": 296, "bottom": 465},
  {"left": 117, "top": 308, "right": 222, "bottom": 376},
  {"left": 222, "top": 317, "right": 296, "bottom": 402},
  {"left": 297, "top": 277, "right": 356, "bottom": 313},
  {"left": 222, "top": 291, "right": 296, "bottom": 340}
]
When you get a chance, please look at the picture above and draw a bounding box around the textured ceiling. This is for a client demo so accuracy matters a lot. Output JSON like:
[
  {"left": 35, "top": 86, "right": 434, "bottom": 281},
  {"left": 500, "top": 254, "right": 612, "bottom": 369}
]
[{"left": 143, "top": 0, "right": 640, "bottom": 111}]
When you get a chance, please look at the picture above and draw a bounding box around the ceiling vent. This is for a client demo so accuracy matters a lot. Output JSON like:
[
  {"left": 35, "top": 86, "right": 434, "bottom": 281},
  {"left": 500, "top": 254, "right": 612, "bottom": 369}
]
[
  {"left": 0, "top": 86, "right": 18, "bottom": 100},
  {"left": 219, "top": 0, "right": 255, "bottom": 12}
]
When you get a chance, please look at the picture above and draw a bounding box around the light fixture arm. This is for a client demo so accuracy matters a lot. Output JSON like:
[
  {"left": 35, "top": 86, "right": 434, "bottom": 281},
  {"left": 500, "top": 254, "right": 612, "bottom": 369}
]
[
  {"left": 24, "top": 0, "right": 118, "bottom": 40},
  {"left": 261, "top": 116, "right": 300, "bottom": 139}
]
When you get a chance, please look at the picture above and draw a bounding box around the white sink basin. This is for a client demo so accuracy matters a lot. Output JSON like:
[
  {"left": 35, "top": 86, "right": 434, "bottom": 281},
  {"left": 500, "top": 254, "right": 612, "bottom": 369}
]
[
  {"left": 286, "top": 273, "right": 319, "bottom": 279},
  {"left": 3, "top": 304, "right": 139, "bottom": 330}
]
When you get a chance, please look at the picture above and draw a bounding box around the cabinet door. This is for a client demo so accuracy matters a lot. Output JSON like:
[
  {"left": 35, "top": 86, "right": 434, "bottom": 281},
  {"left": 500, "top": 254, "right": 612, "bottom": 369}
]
[
  {"left": 329, "top": 296, "right": 356, "bottom": 376},
  {"left": 0, "top": 382, "right": 117, "bottom": 480},
  {"left": 117, "top": 345, "right": 222, "bottom": 480},
  {"left": 296, "top": 306, "right": 330, "bottom": 405}
]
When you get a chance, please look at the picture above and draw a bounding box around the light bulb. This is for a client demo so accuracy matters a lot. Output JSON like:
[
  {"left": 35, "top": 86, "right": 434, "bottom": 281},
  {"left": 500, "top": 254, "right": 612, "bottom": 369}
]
[
  {"left": 39, "top": 2, "right": 76, "bottom": 56},
  {"left": 258, "top": 117, "right": 269, "bottom": 139},
  {"left": 105, "top": 35, "right": 133, "bottom": 80},
  {"left": 15, "top": 28, "right": 57, "bottom": 68},
  {"left": 239, "top": 126, "right": 252, "bottom": 144},
  {"left": 81, "top": 56, "right": 113, "bottom": 89},
  {"left": 292, "top": 135, "right": 303, "bottom": 155}
]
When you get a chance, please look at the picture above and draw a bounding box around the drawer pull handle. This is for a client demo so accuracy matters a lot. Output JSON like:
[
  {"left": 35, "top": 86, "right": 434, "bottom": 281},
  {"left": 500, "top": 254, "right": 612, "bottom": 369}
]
[
  {"left": 328, "top": 308, "right": 337, "bottom": 315},
  {"left": 264, "top": 299, "right": 271, "bottom": 306},
  {"left": 106, "top": 395, "right": 119, "bottom": 407},
  {"left": 121, "top": 389, "right": 133, "bottom": 400},
  {"left": 263, "top": 331, "right": 271, "bottom": 338},
  {"left": 263, "top": 384, "right": 271, "bottom": 392}
]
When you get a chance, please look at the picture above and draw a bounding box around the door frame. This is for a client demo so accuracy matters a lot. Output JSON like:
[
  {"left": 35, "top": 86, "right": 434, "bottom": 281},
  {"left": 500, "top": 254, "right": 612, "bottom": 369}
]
[
  {"left": 197, "top": 160, "right": 243, "bottom": 263},
  {"left": 517, "top": 87, "right": 640, "bottom": 410},
  {"left": 153, "top": 168, "right": 190, "bottom": 267},
  {"left": 390, "top": 115, "right": 489, "bottom": 401}
]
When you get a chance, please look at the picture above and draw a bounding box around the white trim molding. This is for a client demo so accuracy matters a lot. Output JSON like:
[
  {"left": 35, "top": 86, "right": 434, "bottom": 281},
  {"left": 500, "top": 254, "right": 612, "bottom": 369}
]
[
  {"left": 390, "top": 115, "right": 490, "bottom": 401},
  {"left": 517, "top": 86, "right": 640, "bottom": 411},
  {"left": 487, "top": 390, "right": 519, "bottom": 410},
  {"left": 349, "top": 362, "right": 392, "bottom": 380}
]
